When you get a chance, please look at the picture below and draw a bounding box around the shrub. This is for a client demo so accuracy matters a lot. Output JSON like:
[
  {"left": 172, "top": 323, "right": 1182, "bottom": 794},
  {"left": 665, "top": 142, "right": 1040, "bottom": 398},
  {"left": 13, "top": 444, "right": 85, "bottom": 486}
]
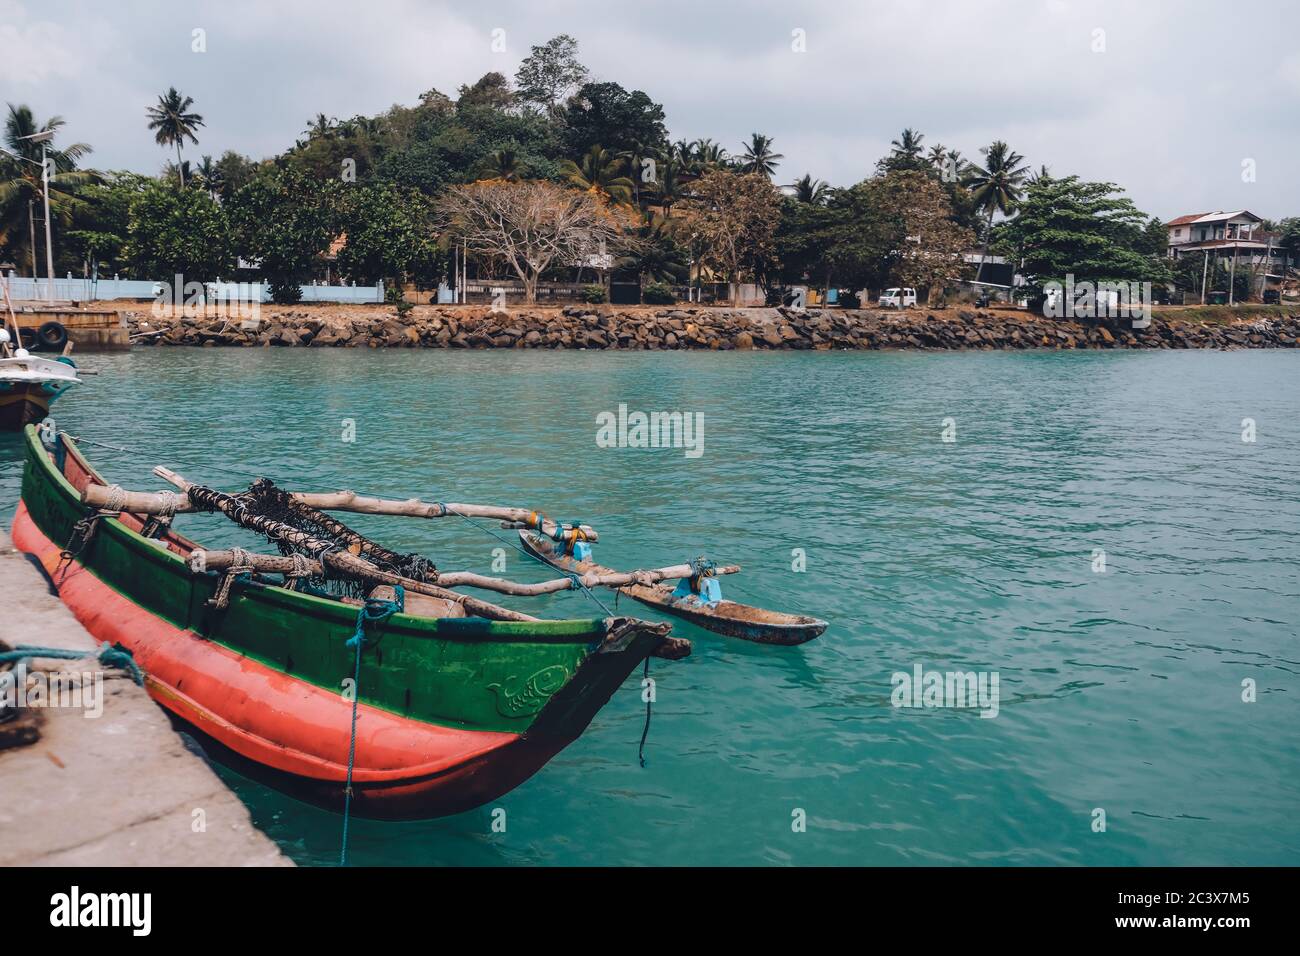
[
  {"left": 642, "top": 281, "right": 675, "bottom": 304},
  {"left": 580, "top": 284, "right": 607, "bottom": 304},
  {"left": 268, "top": 279, "right": 302, "bottom": 304}
]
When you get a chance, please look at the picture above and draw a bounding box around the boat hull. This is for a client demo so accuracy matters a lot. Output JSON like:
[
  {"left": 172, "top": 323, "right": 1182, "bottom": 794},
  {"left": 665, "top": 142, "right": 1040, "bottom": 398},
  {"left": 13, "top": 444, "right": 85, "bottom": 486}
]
[
  {"left": 0, "top": 387, "right": 52, "bottom": 431},
  {"left": 519, "top": 531, "right": 828, "bottom": 645},
  {"left": 13, "top": 427, "right": 680, "bottom": 819}
]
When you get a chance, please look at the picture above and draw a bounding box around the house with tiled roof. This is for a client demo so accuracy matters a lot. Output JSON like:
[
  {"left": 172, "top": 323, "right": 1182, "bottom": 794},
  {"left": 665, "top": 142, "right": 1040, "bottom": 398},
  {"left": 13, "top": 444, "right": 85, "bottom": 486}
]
[{"left": 1167, "top": 211, "right": 1291, "bottom": 276}]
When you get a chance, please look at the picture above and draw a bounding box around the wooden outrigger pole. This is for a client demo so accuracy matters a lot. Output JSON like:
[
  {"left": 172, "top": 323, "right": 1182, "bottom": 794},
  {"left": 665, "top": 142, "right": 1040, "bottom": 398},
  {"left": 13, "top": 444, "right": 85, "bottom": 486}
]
[{"left": 81, "top": 483, "right": 598, "bottom": 542}]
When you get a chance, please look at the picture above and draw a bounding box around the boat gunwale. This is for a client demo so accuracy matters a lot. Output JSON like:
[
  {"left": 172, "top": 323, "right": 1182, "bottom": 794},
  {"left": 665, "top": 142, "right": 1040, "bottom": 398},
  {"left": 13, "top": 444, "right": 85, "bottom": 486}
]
[{"left": 24, "top": 426, "right": 615, "bottom": 645}]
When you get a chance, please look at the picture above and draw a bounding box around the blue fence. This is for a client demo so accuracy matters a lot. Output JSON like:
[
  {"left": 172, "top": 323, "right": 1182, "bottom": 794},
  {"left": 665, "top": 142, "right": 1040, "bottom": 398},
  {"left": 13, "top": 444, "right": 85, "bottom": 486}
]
[{"left": 4, "top": 273, "right": 385, "bottom": 305}]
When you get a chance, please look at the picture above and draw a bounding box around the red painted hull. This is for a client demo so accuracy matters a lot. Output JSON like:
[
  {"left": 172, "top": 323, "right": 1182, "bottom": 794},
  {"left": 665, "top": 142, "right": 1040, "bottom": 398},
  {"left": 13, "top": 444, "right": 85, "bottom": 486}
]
[{"left": 11, "top": 502, "right": 580, "bottom": 819}]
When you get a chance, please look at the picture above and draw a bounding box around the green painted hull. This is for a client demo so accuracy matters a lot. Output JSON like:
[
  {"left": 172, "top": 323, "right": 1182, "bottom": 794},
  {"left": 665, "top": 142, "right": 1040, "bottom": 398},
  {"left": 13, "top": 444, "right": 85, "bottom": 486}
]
[{"left": 14, "top": 426, "right": 682, "bottom": 817}]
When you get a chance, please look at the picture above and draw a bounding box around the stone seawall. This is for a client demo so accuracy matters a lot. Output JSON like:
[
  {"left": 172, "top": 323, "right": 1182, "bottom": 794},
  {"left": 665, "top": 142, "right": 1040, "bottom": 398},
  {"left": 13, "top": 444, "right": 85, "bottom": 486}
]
[{"left": 125, "top": 305, "right": 1300, "bottom": 351}]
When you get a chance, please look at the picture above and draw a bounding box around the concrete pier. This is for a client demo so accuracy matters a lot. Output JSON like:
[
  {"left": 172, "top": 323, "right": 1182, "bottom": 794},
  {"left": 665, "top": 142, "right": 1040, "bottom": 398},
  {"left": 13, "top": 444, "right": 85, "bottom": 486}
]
[{"left": 0, "top": 527, "right": 289, "bottom": 866}]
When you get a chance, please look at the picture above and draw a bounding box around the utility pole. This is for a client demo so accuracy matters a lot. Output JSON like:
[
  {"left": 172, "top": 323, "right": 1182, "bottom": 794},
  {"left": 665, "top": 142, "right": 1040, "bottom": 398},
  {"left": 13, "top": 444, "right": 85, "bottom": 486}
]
[
  {"left": 28, "top": 200, "right": 37, "bottom": 280},
  {"left": 1200, "top": 249, "right": 1209, "bottom": 305},
  {"left": 41, "top": 141, "right": 55, "bottom": 303},
  {"left": 1228, "top": 244, "right": 1238, "bottom": 306}
]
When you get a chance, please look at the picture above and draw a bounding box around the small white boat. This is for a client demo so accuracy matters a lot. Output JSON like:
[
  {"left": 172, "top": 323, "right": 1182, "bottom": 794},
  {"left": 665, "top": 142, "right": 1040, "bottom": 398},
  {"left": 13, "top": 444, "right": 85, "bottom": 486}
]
[{"left": 0, "top": 330, "right": 81, "bottom": 431}]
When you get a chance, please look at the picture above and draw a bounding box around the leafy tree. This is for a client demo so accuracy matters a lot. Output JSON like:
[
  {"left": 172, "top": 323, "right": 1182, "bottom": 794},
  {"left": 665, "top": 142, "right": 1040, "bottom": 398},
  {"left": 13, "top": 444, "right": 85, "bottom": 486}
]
[
  {"left": 126, "top": 179, "right": 233, "bottom": 281},
  {"left": 456, "top": 73, "right": 515, "bottom": 111},
  {"left": 774, "top": 192, "right": 842, "bottom": 291},
  {"left": 514, "top": 35, "right": 588, "bottom": 115},
  {"left": 61, "top": 171, "right": 151, "bottom": 275},
  {"left": 866, "top": 170, "right": 975, "bottom": 300},
  {"left": 213, "top": 151, "right": 261, "bottom": 199},
  {"left": 684, "top": 169, "right": 781, "bottom": 305},
  {"left": 226, "top": 168, "right": 339, "bottom": 302},
  {"left": 336, "top": 183, "right": 441, "bottom": 288},
  {"left": 146, "top": 88, "right": 204, "bottom": 187},
  {"left": 563, "top": 82, "right": 667, "bottom": 158},
  {"left": 0, "top": 104, "right": 98, "bottom": 275},
  {"left": 993, "top": 175, "right": 1170, "bottom": 304},
  {"left": 739, "top": 133, "right": 783, "bottom": 178}
]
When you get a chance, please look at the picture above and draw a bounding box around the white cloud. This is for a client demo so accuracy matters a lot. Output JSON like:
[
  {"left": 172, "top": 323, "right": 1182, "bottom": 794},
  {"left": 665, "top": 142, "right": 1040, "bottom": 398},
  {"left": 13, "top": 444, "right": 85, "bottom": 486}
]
[{"left": 14, "top": 0, "right": 1300, "bottom": 217}]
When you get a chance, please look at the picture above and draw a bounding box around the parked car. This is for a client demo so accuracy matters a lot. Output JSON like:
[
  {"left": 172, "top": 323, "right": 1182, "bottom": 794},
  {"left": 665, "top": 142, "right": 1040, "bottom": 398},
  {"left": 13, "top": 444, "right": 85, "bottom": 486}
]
[
  {"left": 1263, "top": 289, "right": 1280, "bottom": 305},
  {"left": 878, "top": 287, "right": 917, "bottom": 308}
]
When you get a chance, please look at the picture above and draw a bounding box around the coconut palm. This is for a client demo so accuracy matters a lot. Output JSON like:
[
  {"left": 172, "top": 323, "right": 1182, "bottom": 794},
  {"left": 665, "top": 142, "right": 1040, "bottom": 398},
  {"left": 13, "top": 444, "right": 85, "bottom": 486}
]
[
  {"left": 305, "top": 113, "right": 336, "bottom": 139},
  {"left": 617, "top": 216, "right": 689, "bottom": 300},
  {"left": 739, "top": 133, "right": 783, "bottom": 178},
  {"left": 968, "top": 140, "right": 1029, "bottom": 275},
  {"left": 146, "top": 87, "right": 204, "bottom": 186},
  {"left": 690, "top": 138, "right": 729, "bottom": 172},
  {"left": 559, "top": 145, "right": 634, "bottom": 204},
  {"left": 1027, "top": 164, "right": 1052, "bottom": 185},
  {"left": 476, "top": 148, "right": 523, "bottom": 182},
  {"left": 0, "top": 105, "right": 97, "bottom": 275},
  {"left": 890, "top": 128, "right": 925, "bottom": 160},
  {"left": 790, "top": 173, "right": 828, "bottom": 205},
  {"left": 653, "top": 159, "right": 686, "bottom": 217},
  {"left": 195, "top": 154, "right": 222, "bottom": 198}
]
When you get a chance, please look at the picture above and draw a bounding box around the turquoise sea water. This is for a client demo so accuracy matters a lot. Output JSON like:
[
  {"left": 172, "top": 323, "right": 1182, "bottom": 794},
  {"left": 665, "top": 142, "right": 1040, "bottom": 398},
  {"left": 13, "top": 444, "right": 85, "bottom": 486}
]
[{"left": 2, "top": 347, "right": 1297, "bottom": 866}]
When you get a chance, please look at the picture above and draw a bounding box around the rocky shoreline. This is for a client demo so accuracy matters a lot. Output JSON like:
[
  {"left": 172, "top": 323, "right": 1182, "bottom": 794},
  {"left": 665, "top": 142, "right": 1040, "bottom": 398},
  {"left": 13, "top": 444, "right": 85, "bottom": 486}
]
[{"left": 125, "top": 305, "right": 1300, "bottom": 351}]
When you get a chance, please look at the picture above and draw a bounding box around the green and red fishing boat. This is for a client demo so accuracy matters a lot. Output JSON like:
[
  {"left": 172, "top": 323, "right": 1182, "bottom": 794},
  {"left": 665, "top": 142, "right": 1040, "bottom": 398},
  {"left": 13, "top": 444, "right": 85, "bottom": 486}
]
[{"left": 11, "top": 426, "right": 687, "bottom": 820}]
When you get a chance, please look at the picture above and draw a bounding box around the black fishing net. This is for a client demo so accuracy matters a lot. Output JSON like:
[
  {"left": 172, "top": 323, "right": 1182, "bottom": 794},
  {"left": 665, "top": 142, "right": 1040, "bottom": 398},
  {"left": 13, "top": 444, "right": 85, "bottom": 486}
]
[{"left": 238, "top": 478, "right": 436, "bottom": 601}]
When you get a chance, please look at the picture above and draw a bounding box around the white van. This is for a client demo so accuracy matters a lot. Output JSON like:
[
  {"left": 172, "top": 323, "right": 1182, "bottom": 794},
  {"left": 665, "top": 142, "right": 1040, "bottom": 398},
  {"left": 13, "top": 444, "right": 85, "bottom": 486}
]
[{"left": 878, "top": 287, "right": 917, "bottom": 308}]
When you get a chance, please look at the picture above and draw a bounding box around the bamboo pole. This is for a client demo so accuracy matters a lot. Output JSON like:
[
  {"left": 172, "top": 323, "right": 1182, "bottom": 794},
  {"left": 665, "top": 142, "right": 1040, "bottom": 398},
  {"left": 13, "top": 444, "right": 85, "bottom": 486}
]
[
  {"left": 192, "top": 548, "right": 740, "bottom": 596},
  {"left": 152, "top": 466, "right": 539, "bottom": 623}
]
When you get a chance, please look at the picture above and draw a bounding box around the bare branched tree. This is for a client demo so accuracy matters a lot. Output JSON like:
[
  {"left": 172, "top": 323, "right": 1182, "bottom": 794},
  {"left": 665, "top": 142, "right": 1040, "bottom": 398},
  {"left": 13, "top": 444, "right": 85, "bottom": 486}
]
[{"left": 437, "top": 180, "right": 637, "bottom": 303}]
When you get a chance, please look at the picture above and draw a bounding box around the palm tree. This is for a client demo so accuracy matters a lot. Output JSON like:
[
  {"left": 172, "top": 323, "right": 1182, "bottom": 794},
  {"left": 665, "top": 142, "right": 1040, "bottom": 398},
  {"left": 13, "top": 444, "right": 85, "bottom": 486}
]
[
  {"left": 304, "top": 113, "right": 336, "bottom": 139},
  {"left": 618, "top": 217, "right": 689, "bottom": 300},
  {"left": 195, "top": 154, "right": 222, "bottom": 198},
  {"left": 690, "top": 138, "right": 729, "bottom": 173},
  {"left": 559, "top": 145, "right": 634, "bottom": 204},
  {"left": 146, "top": 87, "right": 204, "bottom": 186},
  {"left": 653, "top": 159, "right": 686, "bottom": 217},
  {"left": 476, "top": 148, "right": 522, "bottom": 182},
  {"left": 890, "top": 128, "right": 925, "bottom": 160},
  {"left": 739, "top": 133, "right": 783, "bottom": 178},
  {"left": 968, "top": 140, "right": 1029, "bottom": 280},
  {"left": 790, "top": 173, "right": 828, "bottom": 204},
  {"left": 0, "top": 105, "right": 97, "bottom": 276},
  {"left": 1027, "top": 164, "right": 1052, "bottom": 185}
]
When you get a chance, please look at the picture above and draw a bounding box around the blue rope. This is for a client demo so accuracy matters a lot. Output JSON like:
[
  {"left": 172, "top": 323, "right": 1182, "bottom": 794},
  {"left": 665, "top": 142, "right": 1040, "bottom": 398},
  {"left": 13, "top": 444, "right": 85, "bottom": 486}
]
[
  {"left": 339, "top": 585, "right": 403, "bottom": 867},
  {"left": 0, "top": 643, "right": 145, "bottom": 685}
]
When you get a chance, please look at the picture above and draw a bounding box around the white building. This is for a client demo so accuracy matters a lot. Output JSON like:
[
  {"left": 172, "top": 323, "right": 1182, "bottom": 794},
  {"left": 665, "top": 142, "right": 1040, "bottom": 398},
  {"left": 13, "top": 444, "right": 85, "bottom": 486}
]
[{"left": 1166, "top": 210, "right": 1290, "bottom": 274}]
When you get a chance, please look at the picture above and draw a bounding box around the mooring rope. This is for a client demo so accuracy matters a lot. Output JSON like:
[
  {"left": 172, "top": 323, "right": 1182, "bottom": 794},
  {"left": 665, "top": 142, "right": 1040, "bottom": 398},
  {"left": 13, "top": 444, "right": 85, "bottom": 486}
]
[
  {"left": 339, "top": 584, "right": 404, "bottom": 867},
  {"left": 0, "top": 642, "right": 145, "bottom": 686}
]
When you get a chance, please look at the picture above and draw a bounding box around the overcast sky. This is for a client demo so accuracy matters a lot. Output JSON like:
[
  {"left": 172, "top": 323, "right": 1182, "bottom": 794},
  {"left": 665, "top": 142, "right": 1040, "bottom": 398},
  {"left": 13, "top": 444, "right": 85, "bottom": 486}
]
[{"left": 6, "top": 0, "right": 1298, "bottom": 220}]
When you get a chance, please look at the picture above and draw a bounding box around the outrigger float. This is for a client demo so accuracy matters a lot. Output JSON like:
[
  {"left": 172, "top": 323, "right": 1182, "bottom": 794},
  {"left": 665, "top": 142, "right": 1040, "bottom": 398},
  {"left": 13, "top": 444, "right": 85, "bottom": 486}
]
[
  {"left": 12, "top": 424, "right": 827, "bottom": 819},
  {"left": 519, "top": 531, "right": 828, "bottom": 645}
]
